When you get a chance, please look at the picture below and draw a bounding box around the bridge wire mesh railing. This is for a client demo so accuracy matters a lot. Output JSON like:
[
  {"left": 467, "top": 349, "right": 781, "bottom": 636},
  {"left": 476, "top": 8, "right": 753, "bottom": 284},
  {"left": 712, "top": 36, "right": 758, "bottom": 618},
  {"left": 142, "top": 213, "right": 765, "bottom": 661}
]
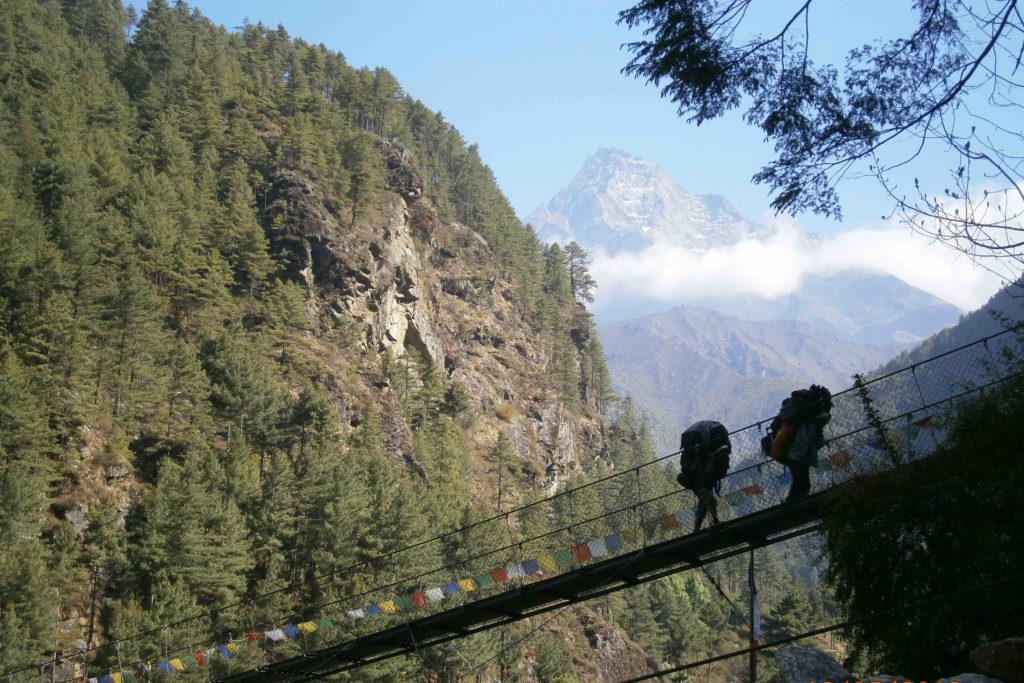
[{"left": 20, "top": 326, "right": 1024, "bottom": 683}]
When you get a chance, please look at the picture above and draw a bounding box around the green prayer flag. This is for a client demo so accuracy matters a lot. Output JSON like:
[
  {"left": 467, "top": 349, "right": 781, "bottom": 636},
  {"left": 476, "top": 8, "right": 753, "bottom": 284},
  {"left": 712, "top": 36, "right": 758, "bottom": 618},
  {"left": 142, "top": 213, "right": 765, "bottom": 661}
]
[
  {"left": 554, "top": 548, "right": 574, "bottom": 569},
  {"left": 316, "top": 617, "right": 334, "bottom": 630}
]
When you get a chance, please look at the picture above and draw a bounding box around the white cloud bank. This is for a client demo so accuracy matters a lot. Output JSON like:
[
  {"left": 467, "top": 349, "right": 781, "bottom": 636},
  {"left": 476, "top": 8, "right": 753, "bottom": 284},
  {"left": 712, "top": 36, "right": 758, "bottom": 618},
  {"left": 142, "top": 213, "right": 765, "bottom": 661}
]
[{"left": 589, "top": 218, "right": 1012, "bottom": 312}]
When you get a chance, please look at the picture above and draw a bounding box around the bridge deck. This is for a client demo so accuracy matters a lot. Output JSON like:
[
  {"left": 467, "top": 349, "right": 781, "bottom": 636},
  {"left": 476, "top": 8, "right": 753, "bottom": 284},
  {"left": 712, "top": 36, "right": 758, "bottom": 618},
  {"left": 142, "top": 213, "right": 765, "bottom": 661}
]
[{"left": 218, "top": 491, "right": 830, "bottom": 683}]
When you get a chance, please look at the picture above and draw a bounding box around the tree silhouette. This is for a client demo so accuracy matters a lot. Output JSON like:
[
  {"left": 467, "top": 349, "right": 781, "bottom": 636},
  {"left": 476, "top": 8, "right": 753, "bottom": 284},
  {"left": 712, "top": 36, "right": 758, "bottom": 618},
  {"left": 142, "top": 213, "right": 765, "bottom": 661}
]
[{"left": 619, "top": 0, "right": 1024, "bottom": 277}]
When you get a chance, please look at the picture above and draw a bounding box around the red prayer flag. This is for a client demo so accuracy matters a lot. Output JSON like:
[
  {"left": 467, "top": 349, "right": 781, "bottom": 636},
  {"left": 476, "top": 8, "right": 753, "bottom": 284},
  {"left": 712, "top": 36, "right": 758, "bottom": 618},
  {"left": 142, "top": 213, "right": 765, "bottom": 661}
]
[
  {"left": 490, "top": 567, "right": 509, "bottom": 583},
  {"left": 828, "top": 450, "right": 851, "bottom": 469},
  {"left": 410, "top": 591, "right": 427, "bottom": 607},
  {"left": 741, "top": 484, "right": 764, "bottom": 495},
  {"left": 246, "top": 632, "right": 260, "bottom": 644},
  {"left": 572, "top": 542, "right": 592, "bottom": 563},
  {"left": 659, "top": 513, "right": 680, "bottom": 530},
  {"left": 194, "top": 653, "right": 205, "bottom": 668}
]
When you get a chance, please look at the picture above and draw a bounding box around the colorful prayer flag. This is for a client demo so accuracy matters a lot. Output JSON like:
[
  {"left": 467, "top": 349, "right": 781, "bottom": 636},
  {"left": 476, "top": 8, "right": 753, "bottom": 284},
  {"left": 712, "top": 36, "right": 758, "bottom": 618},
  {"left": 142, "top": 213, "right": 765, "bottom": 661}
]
[
  {"left": 474, "top": 573, "right": 496, "bottom": 588},
  {"left": 169, "top": 659, "right": 185, "bottom": 672},
  {"left": 522, "top": 559, "right": 541, "bottom": 575},
  {"left": 297, "top": 621, "right": 318, "bottom": 634},
  {"left": 659, "top": 513, "right": 680, "bottom": 530},
  {"left": 315, "top": 617, "right": 334, "bottom": 630},
  {"left": 157, "top": 663, "right": 172, "bottom": 674},
  {"left": 489, "top": 567, "right": 509, "bottom": 583},
  {"left": 538, "top": 554, "right": 558, "bottom": 572},
  {"left": 443, "top": 582, "right": 460, "bottom": 594},
  {"left": 410, "top": 592, "right": 427, "bottom": 607},
  {"left": 379, "top": 601, "right": 397, "bottom": 615},
  {"left": 393, "top": 595, "right": 413, "bottom": 610},
  {"left": 741, "top": 484, "right": 763, "bottom": 495},
  {"left": 554, "top": 549, "right": 575, "bottom": 569},
  {"left": 571, "top": 542, "right": 592, "bottom": 562},
  {"left": 346, "top": 608, "right": 365, "bottom": 619},
  {"left": 605, "top": 532, "right": 624, "bottom": 554},
  {"left": 506, "top": 563, "right": 526, "bottom": 579},
  {"left": 426, "top": 587, "right": 445, "bottom": 601},
  {"left": 217, "top": 646, "right": 231, "bottom": 659},
  {"left": 365, "top": 605, "right": 383, "bottom": 616},
  {"left": 588, "top": 537, "right": 608, "bottom": 558},
  {"left": 828, "top": 450, "right": 851, "bottom": 469},
  {"left": 723, "top": 491, "right": 744, "bottom": 506},
  {"left": 620, "top": 528, "right": 641, "bottom": 547},
  {"left": 457, "top": 578, "right": 477, "bottom": 591}
]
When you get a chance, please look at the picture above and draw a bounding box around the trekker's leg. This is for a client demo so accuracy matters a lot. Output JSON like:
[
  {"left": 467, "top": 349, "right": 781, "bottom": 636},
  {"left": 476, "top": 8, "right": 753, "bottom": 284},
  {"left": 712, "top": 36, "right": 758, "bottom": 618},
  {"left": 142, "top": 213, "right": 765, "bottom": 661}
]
[
  {"left": 786, "top": 462, "right": 810, "bottom": 501},
  {"left": 694, "top": 487, "right": 716, "bottom": 530}
]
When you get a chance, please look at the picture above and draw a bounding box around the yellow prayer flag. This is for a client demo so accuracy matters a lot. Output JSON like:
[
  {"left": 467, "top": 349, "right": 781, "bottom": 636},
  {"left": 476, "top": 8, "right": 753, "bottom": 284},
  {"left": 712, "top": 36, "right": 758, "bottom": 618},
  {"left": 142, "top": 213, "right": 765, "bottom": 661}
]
[
  {"left": 226, "top": 643, "right": 240, "bottom": 653},
  {"left": 297, "top": 621, "right": 318, "bottom": 634},
  {"left": 379, "top": 601, "right": 397, "bottom": 614},
  {"left": 169, "top": 659, "right": 185, "bottom": 672},
  {"left": 112, "top": 673, "right": 122, "bottom": 683},
  {"left": 537, "top": 554, "right": 558, "bottom": 573},
  {"left": 457, "top": 578, "right": 476, "bottom": 592}
]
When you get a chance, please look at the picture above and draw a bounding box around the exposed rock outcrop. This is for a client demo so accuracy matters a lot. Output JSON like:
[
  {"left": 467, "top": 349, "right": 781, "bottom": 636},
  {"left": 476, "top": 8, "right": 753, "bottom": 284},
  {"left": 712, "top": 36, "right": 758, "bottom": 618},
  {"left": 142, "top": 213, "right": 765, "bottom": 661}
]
[
  {"left": 264, "top": 151, "right": 602, "bottom": 480},
  {"left": 972, "top": 637, "right": 1024, "bottom": 683},
  {"left": 776, "top": 644, "right": 852, "bottom": 683},
  {"left": 774, "top": 644, "right": 1006, "bottom": 683}
]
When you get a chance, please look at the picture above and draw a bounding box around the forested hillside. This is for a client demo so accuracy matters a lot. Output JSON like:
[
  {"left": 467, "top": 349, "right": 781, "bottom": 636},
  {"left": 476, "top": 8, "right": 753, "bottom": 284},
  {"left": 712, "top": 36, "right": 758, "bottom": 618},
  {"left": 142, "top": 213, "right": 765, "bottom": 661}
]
[{"left": 0, "top": 2, "right": 834, "bottom": 681}]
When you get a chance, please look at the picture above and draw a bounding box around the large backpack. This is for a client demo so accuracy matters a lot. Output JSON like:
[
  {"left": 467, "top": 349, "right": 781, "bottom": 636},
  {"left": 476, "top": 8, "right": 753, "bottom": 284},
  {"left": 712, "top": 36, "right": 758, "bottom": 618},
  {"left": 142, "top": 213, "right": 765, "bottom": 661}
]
[
  {"left": 761, "top": 385, "right": 833, "bottom": 463},
  {"left": 678, "top": 420, "right": 732, "bottom": 493}
]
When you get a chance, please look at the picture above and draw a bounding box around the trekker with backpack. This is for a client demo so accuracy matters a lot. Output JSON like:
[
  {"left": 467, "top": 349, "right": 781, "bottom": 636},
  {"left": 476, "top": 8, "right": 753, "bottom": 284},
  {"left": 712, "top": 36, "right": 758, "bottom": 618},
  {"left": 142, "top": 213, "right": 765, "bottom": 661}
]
[
  {"left": 761, "top": 385, "right": 833, "bottom": 501},
  {"left": 677, "top": 420, "right": 732, "bottom": 532}
]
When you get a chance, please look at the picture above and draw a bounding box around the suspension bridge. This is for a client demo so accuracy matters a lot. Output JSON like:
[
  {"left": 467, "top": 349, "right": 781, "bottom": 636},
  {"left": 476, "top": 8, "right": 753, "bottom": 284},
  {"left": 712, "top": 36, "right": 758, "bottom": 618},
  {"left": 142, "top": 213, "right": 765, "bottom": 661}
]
[{"left": 15, "top": 327, "right": 1024, "bottom": 683}]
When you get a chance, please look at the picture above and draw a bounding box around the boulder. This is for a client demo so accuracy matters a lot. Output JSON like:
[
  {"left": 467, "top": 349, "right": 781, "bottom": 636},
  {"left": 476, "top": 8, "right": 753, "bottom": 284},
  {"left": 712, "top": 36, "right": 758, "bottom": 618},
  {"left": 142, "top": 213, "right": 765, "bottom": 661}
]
[
  {"left": 971, "top": 637, "right": 1024, "bottom": 683},
  {"left": 775, "top": 644, "right": 851, "bottom": 683}
]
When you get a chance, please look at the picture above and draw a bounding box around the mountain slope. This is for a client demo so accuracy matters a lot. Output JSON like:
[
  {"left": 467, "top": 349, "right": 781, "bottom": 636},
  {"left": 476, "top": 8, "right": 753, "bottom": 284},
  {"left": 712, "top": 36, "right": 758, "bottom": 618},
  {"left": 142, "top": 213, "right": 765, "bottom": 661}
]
[
  {"left": 693, "top": 272, "right": 963, "bottom": 346},
  {"left": 600, "top": 306, "right": 900, "bottom": 450}
]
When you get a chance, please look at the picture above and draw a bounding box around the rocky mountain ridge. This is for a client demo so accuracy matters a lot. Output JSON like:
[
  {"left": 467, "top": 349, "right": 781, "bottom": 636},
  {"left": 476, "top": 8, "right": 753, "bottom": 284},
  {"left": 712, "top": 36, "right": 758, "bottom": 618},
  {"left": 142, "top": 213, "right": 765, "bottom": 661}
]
[
  {"left": 528, "top": 147, "right": 761, "bottom": 253},
  {"left": 600, "top": 304, "right": 901, "bottom": 451},
  {"left": 531, "top": 148, "right": 962, "bottom": 347}
]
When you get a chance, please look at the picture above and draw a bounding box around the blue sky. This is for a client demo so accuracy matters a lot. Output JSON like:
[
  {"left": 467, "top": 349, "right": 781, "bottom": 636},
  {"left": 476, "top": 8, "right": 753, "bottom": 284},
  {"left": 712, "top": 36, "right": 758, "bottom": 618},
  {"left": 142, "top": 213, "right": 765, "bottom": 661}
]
[
  {"left": 190, "top": 0, "right": 914, "bottom": 232},
  {"left": 188, "top": 0, "right": 1011, "bottom": 309}
]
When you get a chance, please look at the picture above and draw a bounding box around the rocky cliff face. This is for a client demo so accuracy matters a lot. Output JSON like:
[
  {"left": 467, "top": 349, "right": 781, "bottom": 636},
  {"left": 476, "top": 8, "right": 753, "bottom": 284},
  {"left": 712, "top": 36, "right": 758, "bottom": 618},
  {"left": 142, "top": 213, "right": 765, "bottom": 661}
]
[
  {"left": 528, "top": 148, "right": 760, "bottom": 253},
  {"left": 265, "top": 140, "right": 602, "bottom": 498}
]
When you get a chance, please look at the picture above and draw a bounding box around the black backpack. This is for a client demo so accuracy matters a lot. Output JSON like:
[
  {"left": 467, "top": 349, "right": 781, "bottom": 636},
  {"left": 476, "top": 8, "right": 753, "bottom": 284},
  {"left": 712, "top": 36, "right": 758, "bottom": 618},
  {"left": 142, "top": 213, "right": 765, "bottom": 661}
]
[
  {"left": 679, "top": 420, "right": 732, "bottom": 492},
  {"left": 760, "top": 385, "right": 833, "bottom": 460}
]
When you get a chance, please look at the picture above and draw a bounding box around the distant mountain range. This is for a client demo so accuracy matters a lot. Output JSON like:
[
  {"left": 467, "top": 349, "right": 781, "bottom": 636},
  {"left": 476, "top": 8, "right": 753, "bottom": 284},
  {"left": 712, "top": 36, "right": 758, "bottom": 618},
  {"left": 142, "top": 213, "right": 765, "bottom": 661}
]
[
  {"left": 529, "top": 148, "right": 962, "bottom": 347},
  {"left": 600, "top": 306, "right": 901, "bottom": 452},
  {"left": 531, "top": 148, "right": 977, "bottom": 449}
]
